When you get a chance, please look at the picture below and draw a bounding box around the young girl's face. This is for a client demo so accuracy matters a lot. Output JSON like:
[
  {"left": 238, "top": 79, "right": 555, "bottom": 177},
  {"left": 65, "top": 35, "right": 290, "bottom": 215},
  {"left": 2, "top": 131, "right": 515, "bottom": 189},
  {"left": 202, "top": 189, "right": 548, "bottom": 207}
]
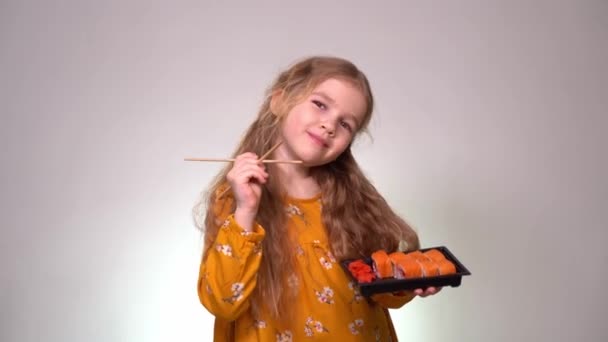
[{"left": 277, "top": 78, "right": 367, "bottom": 167}]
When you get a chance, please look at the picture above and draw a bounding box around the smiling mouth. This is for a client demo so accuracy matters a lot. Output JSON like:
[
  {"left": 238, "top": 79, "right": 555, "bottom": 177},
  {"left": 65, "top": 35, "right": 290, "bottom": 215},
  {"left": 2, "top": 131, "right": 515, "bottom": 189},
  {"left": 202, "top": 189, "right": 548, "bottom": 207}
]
[{"left": 307, "top": 132, "right": 328, "bottom": 147}]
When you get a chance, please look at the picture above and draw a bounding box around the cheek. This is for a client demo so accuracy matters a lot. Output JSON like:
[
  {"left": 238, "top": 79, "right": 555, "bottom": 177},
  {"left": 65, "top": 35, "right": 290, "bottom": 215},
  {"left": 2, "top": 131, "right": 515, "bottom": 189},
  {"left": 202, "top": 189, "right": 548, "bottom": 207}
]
[
  {"left": 285, "top": 109, "right": 307, "bottom": 129},
  {"left": 333, "top": 137, "right": 352, "bottom": 153},
  {"left": 281, "top": 113, "right": 301, "bottom": 136}
]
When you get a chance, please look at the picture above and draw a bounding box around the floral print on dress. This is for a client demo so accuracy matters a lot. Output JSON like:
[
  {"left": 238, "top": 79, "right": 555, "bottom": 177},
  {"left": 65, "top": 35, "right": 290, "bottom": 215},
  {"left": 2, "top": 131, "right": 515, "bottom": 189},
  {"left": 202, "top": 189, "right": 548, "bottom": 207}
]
[
  {"left": 304, "top": 316, "right": 329, "bottom": 336},
  {"left": 285, "top": 204, "right": 308, "bottom": 225},
  {"left": 200, "top": 195, "right": 411, "bottom": 341},
  {"left": 276, "top": 330, "right": 293, "bottom": 342},
  {"left": 222, "top": 282, "right": 244, "bottom": 304},
  {"left": 253, "top": 320, "right": 267, "bottom": 329},
  {"left": 319, "top": 256, "right": 332, "bottom": 269},
  {"left": 326, "top": 251, "right": 336, "bottom": 263},
  {"left": 215, "top": 243, "right": 233, "bottom": 257},
  {"left": 201, "top": 272, "right": 213, "bottom": 294},
  {"left": 314, "top": 286, "right": 335, "bottom": 304},
  {"left": 348, "top": 319, "right": 364, "bottom": 335},
  {"left": 252, "top": 243, "right": 262, "bottom": 256},
  {"left": 318, "top": 251, "right": 336, "bottom": 269},
  {"left": 287, "top": 273, "right": 299, "bottom": 289},
  {"left": 348, "top": 281, "right": 364, "bottom": 303},
  {"left": 285, "top": 203, "right": 303, "bottom": 216}
]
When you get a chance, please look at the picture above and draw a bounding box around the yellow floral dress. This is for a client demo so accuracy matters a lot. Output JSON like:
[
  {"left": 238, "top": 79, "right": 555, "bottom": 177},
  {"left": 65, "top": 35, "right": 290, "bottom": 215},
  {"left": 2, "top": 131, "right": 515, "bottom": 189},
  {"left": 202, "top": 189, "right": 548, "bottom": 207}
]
[{"left": 197, "top": 193, "right": 416, "bottom": 341}]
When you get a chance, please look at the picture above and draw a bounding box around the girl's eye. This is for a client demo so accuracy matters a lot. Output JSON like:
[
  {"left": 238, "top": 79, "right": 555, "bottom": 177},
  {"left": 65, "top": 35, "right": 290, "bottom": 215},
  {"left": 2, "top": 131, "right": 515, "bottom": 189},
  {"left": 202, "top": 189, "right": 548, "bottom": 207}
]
[
  {"left": 312, "top": 100, "right": 327, "bottom": 110},
  {"left": 340, "top": 120, "right": 352, "bottom": 132}
]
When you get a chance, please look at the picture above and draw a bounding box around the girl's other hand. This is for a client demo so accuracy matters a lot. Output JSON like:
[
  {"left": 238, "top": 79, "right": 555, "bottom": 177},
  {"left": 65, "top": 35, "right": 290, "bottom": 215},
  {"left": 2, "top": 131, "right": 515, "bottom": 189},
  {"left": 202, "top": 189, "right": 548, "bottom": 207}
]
[
  {"left": 226, "top": 153, "right": 268, "bottom": 223},
  {"left": 413, "top": 286, "right": 442, "bottom": 298}
]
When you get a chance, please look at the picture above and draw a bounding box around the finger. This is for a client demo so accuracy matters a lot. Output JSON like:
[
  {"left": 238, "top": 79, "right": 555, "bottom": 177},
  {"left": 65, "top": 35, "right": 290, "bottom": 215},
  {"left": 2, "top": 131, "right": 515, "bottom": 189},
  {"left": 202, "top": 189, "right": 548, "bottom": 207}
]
[
  {"left": 235, "top": 162, "right": 268, "bottom": 177},
  {"left": 425, "top": 287, "right": 437, "bottom": 296},
  {"left": 234, "top": 166, "right": 268, "bottom": 184},
  {"left": 233, "top": 156, "right": 259, "bottom": 168},
  {"left": 413, "top": 288, "right": 423, "bottom": 296},
  {"left": 233, "top": 157, "right": 267, "bottom": 171},
  {"left": 227, "top": 166, "right": 266, "bottom": 186},
  {"left": 234, "top": 156, "right": 266, "bottom": 171},
  {"left": 232, "top": 153, "right": 259, "bottom": 168},
  {"left": 236, "top": 152, "right": 259, "bottom": 160}
]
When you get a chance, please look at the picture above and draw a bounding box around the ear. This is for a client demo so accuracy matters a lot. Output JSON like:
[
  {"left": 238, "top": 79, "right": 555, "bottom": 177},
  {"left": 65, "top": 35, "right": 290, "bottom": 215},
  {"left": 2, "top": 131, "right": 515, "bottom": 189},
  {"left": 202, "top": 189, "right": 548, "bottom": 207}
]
[{"left": 269, "top": 89, "right": 284, "bottom": 116}]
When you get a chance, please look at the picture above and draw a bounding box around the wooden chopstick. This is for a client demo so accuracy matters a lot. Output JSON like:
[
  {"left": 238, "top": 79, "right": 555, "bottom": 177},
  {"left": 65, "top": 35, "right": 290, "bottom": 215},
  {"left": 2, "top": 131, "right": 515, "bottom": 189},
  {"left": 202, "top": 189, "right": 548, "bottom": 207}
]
[
  {"left": 216, "top": 141, "right": 285, "bottom": 199},
  {"left": 184, "top": 158, "right": 302, "bottom": 164}
]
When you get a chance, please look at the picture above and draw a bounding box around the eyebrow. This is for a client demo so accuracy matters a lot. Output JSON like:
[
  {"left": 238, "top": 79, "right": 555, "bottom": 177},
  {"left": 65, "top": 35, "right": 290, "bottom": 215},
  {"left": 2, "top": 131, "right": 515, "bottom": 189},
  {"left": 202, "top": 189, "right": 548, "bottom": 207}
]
[{"left": 311, "top": 91, "right": 361, "bottom": 128}]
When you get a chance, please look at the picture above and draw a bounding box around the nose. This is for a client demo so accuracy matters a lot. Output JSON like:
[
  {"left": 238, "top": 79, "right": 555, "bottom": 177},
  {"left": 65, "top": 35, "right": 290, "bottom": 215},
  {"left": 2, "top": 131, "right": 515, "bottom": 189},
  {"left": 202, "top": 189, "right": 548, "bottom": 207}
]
[{"left": 321, "top": 122, "right": 335, "bottom": 136}]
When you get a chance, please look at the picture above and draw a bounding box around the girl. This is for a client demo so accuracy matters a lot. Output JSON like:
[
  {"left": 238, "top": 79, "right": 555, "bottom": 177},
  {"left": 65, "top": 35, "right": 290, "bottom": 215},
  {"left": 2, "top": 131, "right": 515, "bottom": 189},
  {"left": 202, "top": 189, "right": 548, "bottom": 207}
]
[{"left": 194, "top": 56, "right": 440, "bottom": 341}]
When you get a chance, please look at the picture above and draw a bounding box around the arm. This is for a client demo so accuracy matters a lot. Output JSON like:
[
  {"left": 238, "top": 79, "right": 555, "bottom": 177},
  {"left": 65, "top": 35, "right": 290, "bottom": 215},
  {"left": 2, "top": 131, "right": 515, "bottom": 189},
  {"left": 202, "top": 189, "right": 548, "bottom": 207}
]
[
  {"left": 197, "top": 152, "right": 269, "bottom": 320},
  {"left": 371, "top": 291, "right": 417, "bottom": 309},
  {"left": 197, "top": 213, "right": 265, "bottom": 321},
  {"left": 371, "top": 286, "right": 442, "bottom": 308}
]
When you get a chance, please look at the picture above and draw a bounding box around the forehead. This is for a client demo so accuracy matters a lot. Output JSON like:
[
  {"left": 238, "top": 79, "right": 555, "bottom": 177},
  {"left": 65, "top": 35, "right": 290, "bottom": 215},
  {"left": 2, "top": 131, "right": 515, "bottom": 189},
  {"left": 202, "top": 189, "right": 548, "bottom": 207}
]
[{"left": 309, "top": 78, "right": 367, "bottom": 120}]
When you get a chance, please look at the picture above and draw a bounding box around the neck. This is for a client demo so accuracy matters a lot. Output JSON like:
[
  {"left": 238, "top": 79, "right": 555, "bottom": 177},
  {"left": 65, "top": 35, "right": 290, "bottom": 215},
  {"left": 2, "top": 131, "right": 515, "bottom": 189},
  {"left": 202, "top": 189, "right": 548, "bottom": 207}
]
[{"left": 272, "top": 147, "right": 320, "bottom": 199}]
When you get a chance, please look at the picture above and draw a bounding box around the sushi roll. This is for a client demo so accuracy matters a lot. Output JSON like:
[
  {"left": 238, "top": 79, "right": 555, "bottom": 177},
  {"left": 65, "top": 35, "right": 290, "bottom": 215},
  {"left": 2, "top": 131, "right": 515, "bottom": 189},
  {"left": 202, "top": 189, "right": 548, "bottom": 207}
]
[
  {"left": 371, "top": 250, "right": 394, "bottom": 278},
  {"left": 407, "top": 251, "right": 439, "bottom": 277},
  {"left": 423, "top": 249, "right": 457, "bottom": 275},
  {"left": 436, "top": 259, "right": 457, "bottom": 275},
  {"left": 418, "top": 254, "right": 441, "bottom": 277},
  {"left": 423, "top": 249, "right": 447, "bottom": 263},
  {"left": 389, "top": 252, "right": 422, "bottom": 279}
]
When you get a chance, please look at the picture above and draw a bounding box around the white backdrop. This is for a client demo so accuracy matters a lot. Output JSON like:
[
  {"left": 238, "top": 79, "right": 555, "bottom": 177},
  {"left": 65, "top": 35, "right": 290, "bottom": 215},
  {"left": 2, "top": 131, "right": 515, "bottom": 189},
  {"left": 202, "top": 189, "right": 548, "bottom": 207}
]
[{"left": 2, "top": 1, "right": 607, "bottom": 341}]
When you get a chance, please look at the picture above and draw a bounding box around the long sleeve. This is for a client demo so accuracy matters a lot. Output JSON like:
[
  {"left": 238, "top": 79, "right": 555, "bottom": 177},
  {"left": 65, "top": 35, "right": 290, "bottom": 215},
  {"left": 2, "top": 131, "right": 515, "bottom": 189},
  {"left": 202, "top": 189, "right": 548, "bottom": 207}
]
[
  {"left": 371, "top": 291, "right": 416, "bottom": 309},
  {"left": 197, "top": 213, "right": 265, "bottom": 321}
]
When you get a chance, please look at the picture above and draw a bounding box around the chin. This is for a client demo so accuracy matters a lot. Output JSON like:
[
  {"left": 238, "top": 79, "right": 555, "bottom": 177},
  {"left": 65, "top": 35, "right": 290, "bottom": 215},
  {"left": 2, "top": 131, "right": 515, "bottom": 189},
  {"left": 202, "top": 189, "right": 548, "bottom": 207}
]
[
  {"left": 301, "top": 157, "right": 335, "bottom": 168},
  {"left": 292, "top": 146, "right": 338, "bottom": 166}
]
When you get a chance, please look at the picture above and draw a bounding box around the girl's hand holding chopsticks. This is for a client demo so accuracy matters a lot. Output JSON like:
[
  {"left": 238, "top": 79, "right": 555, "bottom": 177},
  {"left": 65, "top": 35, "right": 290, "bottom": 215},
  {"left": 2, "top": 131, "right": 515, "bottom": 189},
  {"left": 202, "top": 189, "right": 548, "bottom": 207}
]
[
  {"left": 185, "top": 141, "right": 299, "bottom": 201},
  {"left": 184, "top": 157, "right": 302, "bottom": 164},
  {"left": 184, "top": 141, "right": 290, "bottom": 229},
  {"left": 226, "top": 152, "right": 268, "bottom": 231}
]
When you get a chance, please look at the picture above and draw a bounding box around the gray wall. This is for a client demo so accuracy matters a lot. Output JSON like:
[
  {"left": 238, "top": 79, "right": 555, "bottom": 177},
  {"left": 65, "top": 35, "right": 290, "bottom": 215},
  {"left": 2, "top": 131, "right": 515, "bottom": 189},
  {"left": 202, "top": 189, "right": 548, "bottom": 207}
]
[{"left": 2, "top": 1, "right": 606, "bottom": 341}]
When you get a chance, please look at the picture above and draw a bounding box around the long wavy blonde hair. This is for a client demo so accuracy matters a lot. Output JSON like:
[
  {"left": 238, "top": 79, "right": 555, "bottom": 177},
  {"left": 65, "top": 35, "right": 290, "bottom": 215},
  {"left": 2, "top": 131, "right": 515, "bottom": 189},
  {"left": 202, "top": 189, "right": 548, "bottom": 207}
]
[{"left": 193, "top": 56, "right": 419, "bottom": 321}]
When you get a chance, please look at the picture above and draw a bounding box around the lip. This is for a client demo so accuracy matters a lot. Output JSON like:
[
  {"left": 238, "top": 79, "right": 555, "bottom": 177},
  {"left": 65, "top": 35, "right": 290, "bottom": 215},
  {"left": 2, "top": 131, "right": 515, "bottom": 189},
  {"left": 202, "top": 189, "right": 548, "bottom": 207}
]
[{"left": 307, "top": 132, "right": 329, "bottom": 148}]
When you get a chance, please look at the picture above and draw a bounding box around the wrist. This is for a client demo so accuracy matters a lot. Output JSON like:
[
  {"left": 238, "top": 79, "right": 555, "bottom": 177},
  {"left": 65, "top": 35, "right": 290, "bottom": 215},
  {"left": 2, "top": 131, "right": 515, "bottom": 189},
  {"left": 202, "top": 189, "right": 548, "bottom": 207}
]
[{"left": 234, "top": 207, "right": 257, "bottom": 231}]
